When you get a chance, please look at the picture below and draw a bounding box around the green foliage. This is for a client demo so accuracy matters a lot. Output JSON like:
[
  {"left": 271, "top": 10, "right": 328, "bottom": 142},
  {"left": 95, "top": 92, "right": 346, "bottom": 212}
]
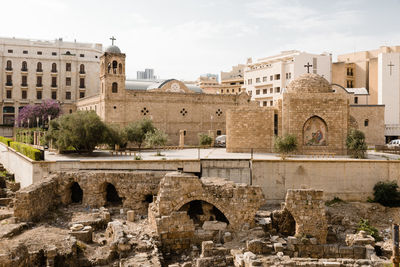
[
  {"left": 46, "top": 111, "right": 108, "bottom": 152},
  {"left": 10, "top": 142, "right": 41, "bottom": 161},
  {"left": 325, "top": 196, "right": 344, "bottom": 206},
  {"left": 274, "top": 134, "right": 298, "bottom": 159},
  {"left": 134, "top": 155, "right": 142, "bottom": 160},
  {"left": 357, "top": 219, "right": 381, "bottom": 241},
  {"left": 0, "top": 136, "right": 12, "bottom": 146},
  {"left": 16, "top": 128, "right": 45, "bottom": 144},
  {"left": 198, "top": 133, "right": 212, "bottom": 146},
  {"left": 372, "top": 181, "right": 400, "bottom": 207},
  {"left": 346, "top": 129, "right": 367, "bottom": 159},
  {"left": 105, "top": 124, "right": 127, "bottom": 149},
  {"left": 125, "top": 118, "right": 155, "bottom": 150},
  {"left": 145, "top": 129, "right": 168, "bottom": 155}
]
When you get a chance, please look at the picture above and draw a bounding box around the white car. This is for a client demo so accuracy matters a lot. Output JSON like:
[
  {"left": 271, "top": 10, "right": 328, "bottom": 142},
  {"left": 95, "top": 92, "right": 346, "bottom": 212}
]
[
  {"left": 215, "top": 135, "right": 226, "bottom": 147},
  {"left": 387, "top": 139, "right": 400, "bottom": 148}
]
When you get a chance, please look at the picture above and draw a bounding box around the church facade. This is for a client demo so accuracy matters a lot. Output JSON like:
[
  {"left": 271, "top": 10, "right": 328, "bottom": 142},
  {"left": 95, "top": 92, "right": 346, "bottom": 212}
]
[{"left": 76, "top": 45, "right": 253, "bottom": 145}]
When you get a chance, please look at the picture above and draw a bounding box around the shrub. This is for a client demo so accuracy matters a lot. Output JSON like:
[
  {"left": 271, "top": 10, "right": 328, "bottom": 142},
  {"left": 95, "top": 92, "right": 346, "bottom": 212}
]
[
  {"left": 0, "top": 136, "right": 12, "bottom": 146},
  {"left": 46, "top": 111, "right": 108, "bottom": 153},
  {"left": 125, "top": 118, "right": 155, "bottom": 151},
  {"left": 105, "top": 124, "right": 127, "bottom": 149},
  {"left": 17, "top": 99, "right": 61, "bottom": 127},
  {"left": 357, "top": 219, "right": 381, "bottom": 241},
  {"left": 372, "top": 181, "right": 400, "bottom": 207},
  {"left": 325, "top": 196, "right": 344, "bottom": 206},
  {"left": 198, "top": 133, "right": 212, "bottom": 146},
  {"left": 346, "top": 129, "right": 367, "bottom": 159},
  {"left": 10, "top": 142, "right": 41, "bottom": 161},
  {"left": 274, "top": 134, "right": 298, "bottom": 159},
  {"left": 145, "top": 129, "right": 168, "bottom": 156}
]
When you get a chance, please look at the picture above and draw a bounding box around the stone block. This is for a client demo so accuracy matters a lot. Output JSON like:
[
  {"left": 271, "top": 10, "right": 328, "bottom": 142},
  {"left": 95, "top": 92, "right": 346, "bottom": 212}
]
[
  {"left": 69, "top": 226, "right": 93, "bottom": 243},
  {"left": 202, "top": 221, "right": 227, "bottom": 231},
  {"left": 127, "top": 210, "right": 135, "bottom": 222},
  {"left": 339, "top": 246, "right": 353, "bottom": 258},
  {"left": 274, "top": 242, "right": 283, "bottom": 252},
  {"left": 352, "top": 246, "right": 366, "bottom": 259}
]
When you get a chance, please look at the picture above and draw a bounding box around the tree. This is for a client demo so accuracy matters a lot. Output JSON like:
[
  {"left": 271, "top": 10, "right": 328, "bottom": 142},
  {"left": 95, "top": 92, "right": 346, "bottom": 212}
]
[
  {"left": 17, "top": 99, "right": 61, "bottom": 127},
  {"left": 346, "top": 128, "right": 367, "bottom": 159},
  {"left": 46, "top": 111, "right": 108, "bottom": 152},
  {"left": 145, "top": 128, "right": 168, "bottom": 156},
  {"left": 198, "top": 133, "right": 212, "bottom": 146},
  {"left": 124, "top": 118, "right": 155, "bottom": 150},
  {"left": 274, "top": 134, "right": 298, "bottom": 159},
  {"left": 105, "top": 124, "right": 127, "bottom": 150}
]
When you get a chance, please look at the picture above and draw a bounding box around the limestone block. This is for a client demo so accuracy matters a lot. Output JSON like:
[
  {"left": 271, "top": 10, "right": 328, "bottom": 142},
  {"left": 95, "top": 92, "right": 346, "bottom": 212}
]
[
  {"left": 69, "top": 226, "right": 93, "bottom": 243},
  {"left": 127, "top": 210, "right": 135, "bottom": 222},
  {"left": 223, "top": 231, "right": 232, "bottom": 243},
  {"left": 273, "top": 242, "right": 283, "bottom": 253},
  {"left": 202, "top": 221, "right": 227, "bottom": 231},
  {"left": 345, "top": 231, "right": 375, "bottom": 247}
]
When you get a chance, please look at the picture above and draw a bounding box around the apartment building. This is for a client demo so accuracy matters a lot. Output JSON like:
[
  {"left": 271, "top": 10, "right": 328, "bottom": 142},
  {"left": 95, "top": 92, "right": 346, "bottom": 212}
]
[
  {"left": 217, "top": 64, "right": 245, "bottom": 95},
  {"left": 244, "top": 50, "right": 331, "bottom": 106},
  {"left": 0, "top": 37, "right": 102, "bottom": 125}
]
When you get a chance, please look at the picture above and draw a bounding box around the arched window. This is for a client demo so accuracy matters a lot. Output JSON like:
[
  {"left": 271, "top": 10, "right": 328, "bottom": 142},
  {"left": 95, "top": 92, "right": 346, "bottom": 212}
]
[
  {"left": 118, "top": 63, "right": 122, "bottom": 74},
  {"left": 364, "top": 119, "right": 369, "bottom": 127},
  {"left": 37, "top": 62, "right": 42, "bottom": 72},
  {"left": 107, "top": 63, "right": 111, "bottom": 74},
  {"left": 51, "top": 63, "right": 57, "bottom": 72},
  {"left": 112, "top": 82, "right": 118, "bottom": 93},
  {"left": 79, "top": 64, "right": 85, "bottom": 74},
  {"left": 21, "top": 61, "right": 27, "bottom": 71},
  {"left": 112, "top": 60, "right": 118, "bottom": 74},
  {"left": 303, "top": 116, "right": 328, "bottom": 146},
  {"left": 6, "top": 60, "right": 12, "bottom": 70}
]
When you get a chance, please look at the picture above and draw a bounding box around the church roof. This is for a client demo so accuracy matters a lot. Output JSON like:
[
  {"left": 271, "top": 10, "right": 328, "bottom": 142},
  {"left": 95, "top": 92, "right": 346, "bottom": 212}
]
[
  {"left": 125, "top": 79, "right": 203, "bottom": 93},
  {"left": 105, "top": 45, "right": 121, "bottom": 54},
  {"left": 286, "top": 73, "right": 332, "bottom": 94}
]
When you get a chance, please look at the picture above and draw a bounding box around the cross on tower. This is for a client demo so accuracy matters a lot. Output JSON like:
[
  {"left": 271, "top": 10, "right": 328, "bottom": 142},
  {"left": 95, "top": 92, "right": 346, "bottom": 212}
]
[
  {"left": 110, "top": 36, "right": 116, "bottom": 46},
  {"left": 388, "top": 61, "right": 395, "bottom": 76},
  {"left": 304, "top": 62, "right": 313, "bottom": 73}
]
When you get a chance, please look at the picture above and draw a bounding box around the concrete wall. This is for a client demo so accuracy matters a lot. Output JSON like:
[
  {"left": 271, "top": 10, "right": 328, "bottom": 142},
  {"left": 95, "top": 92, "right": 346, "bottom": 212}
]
[
  {"left": 201, "top": 159, "right": 251, "bottom": 184},
  {"left": 252, "top": 159, "right": 400, "bottom": 204}
]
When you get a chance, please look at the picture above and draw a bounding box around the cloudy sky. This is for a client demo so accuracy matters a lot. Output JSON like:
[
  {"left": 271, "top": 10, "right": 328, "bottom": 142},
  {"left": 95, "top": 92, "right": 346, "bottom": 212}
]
[{"left": 1, "top": 0, "right": 400, "bottom": 80}]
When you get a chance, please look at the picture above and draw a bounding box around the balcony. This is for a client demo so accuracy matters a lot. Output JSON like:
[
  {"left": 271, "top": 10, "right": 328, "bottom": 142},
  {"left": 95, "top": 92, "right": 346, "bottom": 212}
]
[
  {"left": 36, "top": 83, "right": 43, "bottom": 88},
  {"left": 21, "top": 68, "right": 28, "bottom": 74},
  {"left": 51, "top": 84, "right": 58, "bottom": 88},
  {"left": 21, "top": 83, "right": 28, "bottom": 88},
  {"left": 36, "top": 69, "right": 43, "bottom": 74},
  {"left": 5, "top": 68, "right": 12, "bottom": 74},
  {"left": 5, "top": 82, "right": 12, "bottom": 87}
]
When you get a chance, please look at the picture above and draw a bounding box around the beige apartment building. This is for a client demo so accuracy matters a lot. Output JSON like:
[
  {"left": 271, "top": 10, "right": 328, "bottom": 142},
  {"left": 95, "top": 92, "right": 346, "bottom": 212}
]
[
  {"left": 0, "top": 37, "right": 102, "bottom": 125},
  {"left": 196, "top": 74, "right": 219, "bottom": 94},
  {"left": 217, "top": 64, "right": 245, "bottom": 95},
  {"left": 333, "top": 46, "right": 400, "bottom": 140}
]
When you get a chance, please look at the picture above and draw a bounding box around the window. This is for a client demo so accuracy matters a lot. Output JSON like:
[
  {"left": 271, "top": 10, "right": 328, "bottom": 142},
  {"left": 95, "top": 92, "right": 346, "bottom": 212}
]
[
  {"left": 6, "top": 75, "right": 12, "bottom": 86},
  {"left": 23, "top": 50, "right": 28, "bottom": 54},
  {"left": 112, "top": 82, "right": 118, "bottom": 93},
  {"left": 347, "top": 68, "right": 354, "bottom": 76},
  {"left": 247, "top": 79, "right": 252, "bottom": 85},
  {"left": 263, "top": 89, "right": 268, "bottom": 94},
  {"left": 6, "top": 60, "right": 12, "bottom": 70},
  {"left": 52, "top": 52, "right": 57, "bottom": 56},
  {"left": 66, "top": 63, "right": 71, "bottom": 71},
  {"left": 66, "top": 77, "right": 71, "bottom": 86},
  {"left": 6, "top": 90, "right": 11, "bottom": 99},
  {"left": 364, "top": 119, "right": 369, "bottom": 127},
  {"left": 80, "top": 54, "right": 84, "bottom": 57},
  {"left": 270, "top": 100, "right": 273, "bottom": 106},
  {"left": 21, "top": 61, "right": 27, "bottom": 71},
  {"left": 270, "top": 88, "right": 273, "bottom": 93},
  {"left": 51, "top": 91, "right": 57, "bottom": 100},
  {"left": 79, "top": 78, "right": 85, "bottom": 88},
  {"left": 51, "top": 63, "right": 57, "bottom": 72},
  {"left": 80, "top": 92, "right": 85, "bottom": 98},
  {"left": 22, "top": 90, "right": 27, "bottom": 99},
  {"left": 256, "top": 77, "right": 261, "bottom": 83},
  {"left": 263, "top": 101, "right": 267, "bottom": 107},
  {"left": 347, "top": 80, "right": 353, "bottom": 88},
  {"left": 7, "top": 49, "right": 13, "bottom": 53},
  {"left": 79, "top": 64, "right": 85, "bottom": 74},
  {"left": 263, "top": 76, "right": 268, "bottom": 82},
  {"left": 227, "top": 89, "right": 229, "bottom": 93},
  {"left": 354, "top": 97, "right": 358, "bottom": 104},
  {"left": 270, "top": 75, "right": 273, "bottom": 81},
  {"left": 36, "top": 62, "right": 42, "bottom": 72},
  {"left": 36, "top": 76, "right": 42, "bottom": 87},
  {"left": 217, "top": 130, "right": 222, "bottom": 136},
  {"left": 37, "top": 51, "right": 42, "bottom": 55},
  {"left": 275, "top": 74, "right": 280, "bottom": 80},
  {"left": 221, "top": 89, "right": 224, "bottom": 93},
  {"left": 21, "top": 75, "right": 27, "bottom": 86},
  {"left": 275, "top": 87, "right": 280, "bottom": 93},
  {"left": 51, "top": 77, "right": 57, "bottom": 87},
  {"left": 36, "top": 90, "right": 42, "bottom": 100},
  {"left": 256, "top": 89, "right": 260, "bottom": 95},
  {"left": 66, "top": 92, "right": 71, "bottom": 100}
]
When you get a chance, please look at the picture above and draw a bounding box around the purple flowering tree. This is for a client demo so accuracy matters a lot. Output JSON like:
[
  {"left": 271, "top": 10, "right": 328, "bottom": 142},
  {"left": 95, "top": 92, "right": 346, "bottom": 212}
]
[{"left": 17, "top": 100, "right": 62, "bottom": 127}]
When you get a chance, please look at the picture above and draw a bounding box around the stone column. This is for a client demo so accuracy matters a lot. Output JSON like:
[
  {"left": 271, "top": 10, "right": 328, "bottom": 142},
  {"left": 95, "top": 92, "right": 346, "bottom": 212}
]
[{"left": 179, "top": 130, "right": 185, "bottom": 148}]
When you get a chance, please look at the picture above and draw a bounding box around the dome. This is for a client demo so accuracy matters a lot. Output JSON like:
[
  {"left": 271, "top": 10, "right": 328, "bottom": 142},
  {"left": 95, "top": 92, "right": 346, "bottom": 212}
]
[
  {"left": 105, "top": 45, "right": 121, "bottom": 54},
  {"left": 286, "top": 73, "right": 332, "bottom": 94}
]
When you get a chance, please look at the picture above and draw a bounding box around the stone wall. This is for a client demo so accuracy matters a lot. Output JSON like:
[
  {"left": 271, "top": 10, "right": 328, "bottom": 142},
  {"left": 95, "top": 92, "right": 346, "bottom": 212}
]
[
  {"left": 350, "top": 105, "right": 385, "bottom": 145},
  {"left": 285, "top": 189, "right": 328, "bottom": 244},
  {"left": 226, "top": 106, "right": 275, "bottom": 153},
  {"left": 14, "top": 175, "right": 59, "bottom": 221}
]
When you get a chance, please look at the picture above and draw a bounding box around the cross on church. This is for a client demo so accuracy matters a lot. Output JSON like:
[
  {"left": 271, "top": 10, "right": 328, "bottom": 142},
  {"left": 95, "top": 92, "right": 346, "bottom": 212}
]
[
  {"left": 388, "top": 61, "right": 395, "bottom": 76},
  {"left": 110, "top": 36, "right": 116, "bottom": 46},
  {"left": 304, "top": 62, "right": 313, "bottom": 73}
]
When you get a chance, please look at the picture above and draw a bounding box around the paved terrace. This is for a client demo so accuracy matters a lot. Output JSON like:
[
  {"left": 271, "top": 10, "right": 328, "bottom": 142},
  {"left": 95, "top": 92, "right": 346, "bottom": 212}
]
[{"left": 44, "top": 148, "right": 400, "bottom": 161}]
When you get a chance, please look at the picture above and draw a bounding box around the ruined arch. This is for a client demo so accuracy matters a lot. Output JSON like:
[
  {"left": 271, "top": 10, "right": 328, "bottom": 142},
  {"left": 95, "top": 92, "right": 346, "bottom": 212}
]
[
  {"left": 303, "top": 115, "right": 328, "bottom": 146},
  {"left": 178, "top": 200, "right": 229, "bottom": 226},
  {"left": 102, "top": 182, "right": 122, "bottom": 205},
  {"left": 70, "top": 182, "right": 83, "bottom": 203}
]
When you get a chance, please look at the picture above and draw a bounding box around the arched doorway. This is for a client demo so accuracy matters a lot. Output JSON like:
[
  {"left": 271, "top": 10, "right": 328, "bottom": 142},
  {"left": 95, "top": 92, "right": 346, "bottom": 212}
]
[
  {"left": 70, "top": 182, "right": 83, "bottom": 203},
  {"left": 303, "top": 116, "right": 328, "bottom": 146},
  {"left": 178, "top": 200, "right": 229, "bottom": 226},
  {"left": 105, "top": 183, "right": 122, "bottom": 205}
]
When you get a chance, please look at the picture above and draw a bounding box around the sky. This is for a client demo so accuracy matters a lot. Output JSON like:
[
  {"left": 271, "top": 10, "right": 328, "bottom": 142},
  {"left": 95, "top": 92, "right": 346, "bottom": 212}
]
[{"left": 1, "top": 0, "right": 400, "bottom": 80}]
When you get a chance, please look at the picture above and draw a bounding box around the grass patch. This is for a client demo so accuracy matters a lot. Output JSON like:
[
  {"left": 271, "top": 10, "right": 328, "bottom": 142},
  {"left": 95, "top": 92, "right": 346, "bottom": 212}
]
[
  {"left": 325, "top": 196, "right": 344, "bottom": 206},
  {"left": 357, "top": 219, "right": 382, "bottom": 241}
]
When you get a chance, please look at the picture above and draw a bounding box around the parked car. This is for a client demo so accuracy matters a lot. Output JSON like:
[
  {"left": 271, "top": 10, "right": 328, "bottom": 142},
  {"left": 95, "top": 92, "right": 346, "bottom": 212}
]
[
  {"left": 215, "top": 135, "right": 226, "bottom": 147},
  {"left": 387, "top": 139, "right": 400, "bottom": 148}
]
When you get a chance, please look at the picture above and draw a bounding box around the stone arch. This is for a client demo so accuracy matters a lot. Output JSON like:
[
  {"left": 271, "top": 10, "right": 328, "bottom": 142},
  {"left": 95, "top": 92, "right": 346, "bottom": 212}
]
[
  {"left": 112, "top": 82, "right": 118, "bottom": 93},
  {"left": 178, "top": 200, "right": 229, "bottom": 226},
  {"left": 69, "top": 182, "right": 83, "bottom": 203},
  {"left": 112, "top": 60, "right": 118, "bottom": 74},
  {"left": 102, "top": 182, "right": 122, "bottom": 205},
  {"left": 303, "top": 115, "right": 328, "bottom": 146}
]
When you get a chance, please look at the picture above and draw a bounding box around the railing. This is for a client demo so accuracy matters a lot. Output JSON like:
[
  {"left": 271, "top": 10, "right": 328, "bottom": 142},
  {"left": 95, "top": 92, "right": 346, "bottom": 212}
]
[
  {"left": 21, "top": 83, "right": 28, "bottom": 87},
  {"left": 5, "top": 67, "right": 12, "bottom": 71},
  {"left": 5, "top": 82, "right": 12, "bottom": 86},
  {"left": 36, "top": 83, "right": 43, "bottom": 87},
  {"left": 36, "top": 69, "right": 43, "bottom": 72},
  {"left": 21, "top": 68, "right": 28, "bottom": 72}
]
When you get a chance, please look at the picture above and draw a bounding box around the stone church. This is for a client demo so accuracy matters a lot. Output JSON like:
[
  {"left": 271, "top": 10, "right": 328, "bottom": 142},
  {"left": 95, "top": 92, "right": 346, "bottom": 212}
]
[
  {"left": 76, "top": 45, "right": 253, "bottom": 145},
  {"left": 226, "top": 73, "right": 385, "bottom": 154}
]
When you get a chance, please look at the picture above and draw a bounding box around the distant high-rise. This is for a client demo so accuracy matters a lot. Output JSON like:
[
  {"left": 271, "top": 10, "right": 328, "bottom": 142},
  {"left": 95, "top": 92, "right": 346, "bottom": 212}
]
[{"left": 137, "top": 68, "right": 157, "bottom": 80}]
